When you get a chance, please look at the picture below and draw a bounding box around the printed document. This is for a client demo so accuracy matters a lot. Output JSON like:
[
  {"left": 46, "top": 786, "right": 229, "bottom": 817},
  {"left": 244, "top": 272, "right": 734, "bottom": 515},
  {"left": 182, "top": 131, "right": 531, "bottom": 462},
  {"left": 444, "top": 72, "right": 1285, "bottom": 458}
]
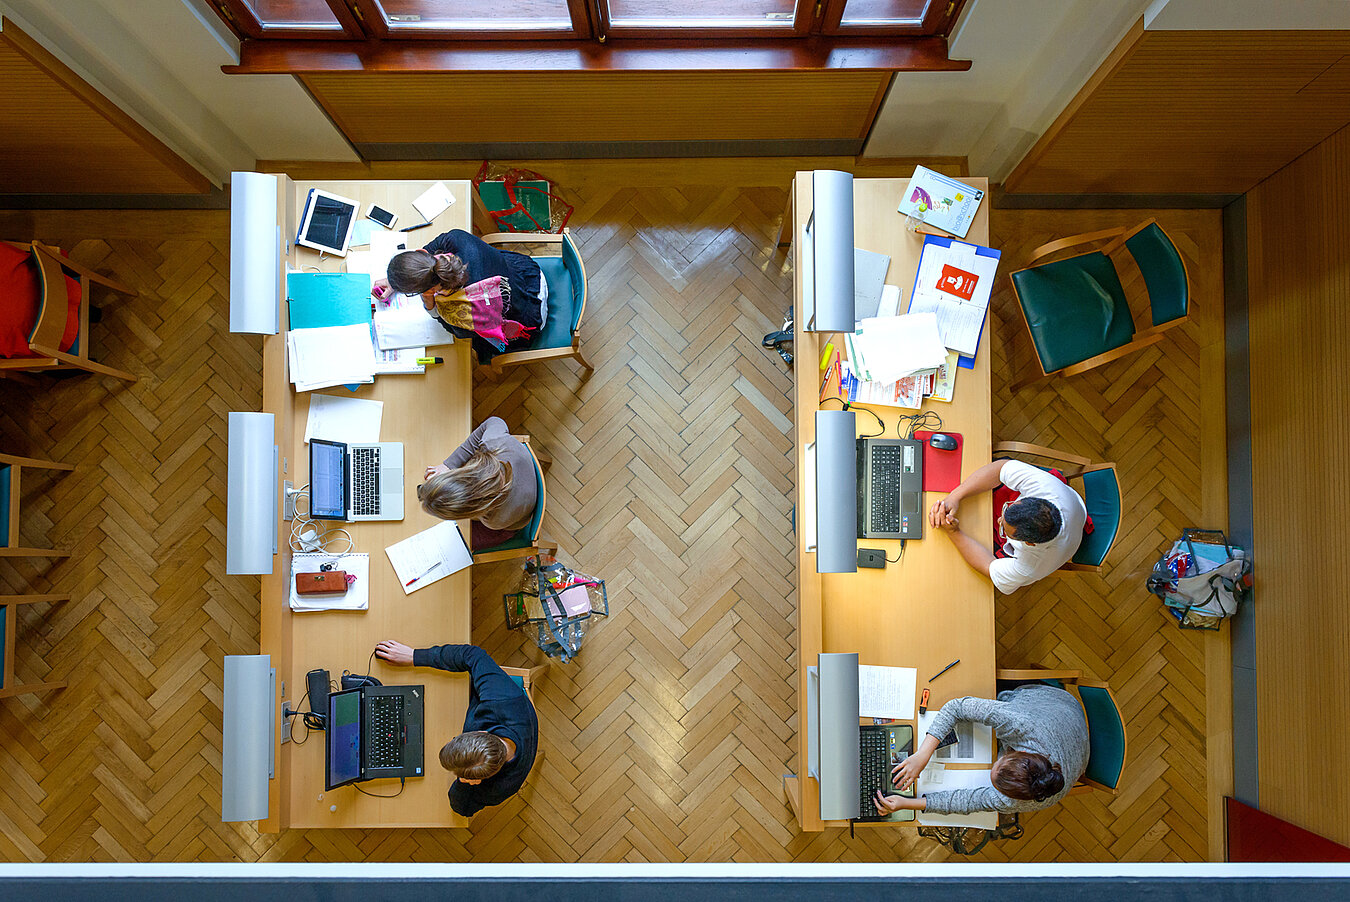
[
  {"left": 857, "top": 665, "right": 918, "bottom": 720},
  {"left": 908, "top": 240, "right": 1000, "bottom": 357},
  {"left": 304, "top": 393, "right": 383, "bottom": 445},
  {"left": 374, "top": 293, "right": 455, "bottom": 350},
  {"left": 385, "top": 520, "right": 472, "bottom": 595}
]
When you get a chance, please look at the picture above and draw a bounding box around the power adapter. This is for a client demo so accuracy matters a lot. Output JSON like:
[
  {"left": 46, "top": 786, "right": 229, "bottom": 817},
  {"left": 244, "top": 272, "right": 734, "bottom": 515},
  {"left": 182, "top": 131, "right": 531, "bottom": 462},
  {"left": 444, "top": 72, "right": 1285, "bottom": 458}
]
[{"left": 858, "top": 548, "right": 886, "bottom": 569}]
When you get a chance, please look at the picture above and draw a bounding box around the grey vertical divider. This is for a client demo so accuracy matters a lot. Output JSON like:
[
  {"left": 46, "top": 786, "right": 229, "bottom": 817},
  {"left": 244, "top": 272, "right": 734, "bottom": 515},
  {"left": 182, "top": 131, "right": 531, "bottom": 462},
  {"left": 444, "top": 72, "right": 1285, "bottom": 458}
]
[
  {"left": 815, "top": 409, "right": 858, "bottom": 574},
  {"left": 222, "top": 655, "right": 274, "bottom": 822},
  {"left": 809, "top": 170, "right": 855, "bottom": 333},
  {"left": 817, "top": 652, "right": 861, "bottom": 821}
]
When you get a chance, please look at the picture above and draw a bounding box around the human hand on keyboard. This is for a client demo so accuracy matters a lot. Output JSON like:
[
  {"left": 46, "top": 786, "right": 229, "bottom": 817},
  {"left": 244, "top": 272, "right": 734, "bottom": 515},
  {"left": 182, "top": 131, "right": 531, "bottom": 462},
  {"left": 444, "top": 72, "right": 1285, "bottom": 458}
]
[
  {"left": 873, "top": 790, "right": 911, "bottom": 814},
  {"left": 892, "top": 751, "right": 929, "bottom": 791}
]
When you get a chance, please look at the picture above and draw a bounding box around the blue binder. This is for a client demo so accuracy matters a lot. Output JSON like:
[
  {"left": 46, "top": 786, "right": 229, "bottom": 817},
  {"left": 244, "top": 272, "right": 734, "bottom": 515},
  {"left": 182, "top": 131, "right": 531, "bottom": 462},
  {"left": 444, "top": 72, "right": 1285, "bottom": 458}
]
[
  {"left": 908, "top": 235, "right": 1001, "bottom": 369},
  {"left": 286, "top": 272, "right": 373, "bottom": 329}
]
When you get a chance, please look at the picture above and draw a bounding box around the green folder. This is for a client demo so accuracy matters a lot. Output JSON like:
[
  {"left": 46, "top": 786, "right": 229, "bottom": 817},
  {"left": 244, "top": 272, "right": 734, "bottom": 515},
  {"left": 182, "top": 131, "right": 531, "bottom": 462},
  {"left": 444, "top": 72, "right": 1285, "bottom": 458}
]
[
  {"left": 477, "top": 179, "right": 552, "bottom": 232},
  {"left": 286, "top": 272, "right": 373, "bottom": 329}
]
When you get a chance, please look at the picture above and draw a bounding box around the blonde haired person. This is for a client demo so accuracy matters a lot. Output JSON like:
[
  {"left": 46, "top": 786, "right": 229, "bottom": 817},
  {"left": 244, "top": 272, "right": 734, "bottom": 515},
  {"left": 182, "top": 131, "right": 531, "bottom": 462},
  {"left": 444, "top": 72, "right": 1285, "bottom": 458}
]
[
  {"left": 374, "top": 641, "right": 537, "bottom": 817},
  {"left": 419, "top": 416, "right": 537, "bottom": 549}
]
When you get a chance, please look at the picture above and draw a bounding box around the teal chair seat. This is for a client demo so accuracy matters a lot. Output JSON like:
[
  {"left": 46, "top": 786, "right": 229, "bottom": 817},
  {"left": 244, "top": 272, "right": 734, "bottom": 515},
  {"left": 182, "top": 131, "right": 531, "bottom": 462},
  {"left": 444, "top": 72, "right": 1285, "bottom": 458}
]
[
  {"left": 1071, "top": 467, "right": 1121, "bottom": 567},
  {"left": 1010, "top": 251, "right": 1136, "bottom": 372},
  {"left": 0, "top": 464, "right": 10, "bottom": 548},
  {"left": 1078, "top": 682, "right": 1126, "bottom": 792},
  {"left": 533, "top": 256, "right": 577, "bottom": 352}
]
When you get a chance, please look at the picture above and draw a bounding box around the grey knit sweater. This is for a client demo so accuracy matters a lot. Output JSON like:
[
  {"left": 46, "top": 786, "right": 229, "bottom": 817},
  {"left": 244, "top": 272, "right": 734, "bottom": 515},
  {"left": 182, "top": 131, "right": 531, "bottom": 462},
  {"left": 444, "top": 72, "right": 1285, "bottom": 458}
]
[{"left": 921, "top": 684, "right": 1089, "bottom": 815}]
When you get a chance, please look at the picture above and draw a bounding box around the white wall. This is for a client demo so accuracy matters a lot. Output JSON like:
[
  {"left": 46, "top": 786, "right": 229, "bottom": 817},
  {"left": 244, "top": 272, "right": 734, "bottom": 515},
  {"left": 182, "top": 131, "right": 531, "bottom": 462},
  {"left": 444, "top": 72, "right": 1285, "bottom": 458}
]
[
  {"left": 862, "top": 0, "right": 1152, "bottom": 179},
  {"left": 1145, "top": 0, "right": 1350, "bottom": 30},
  {"left": 0, "top": 0, "right": 356, "bottom": 187}
]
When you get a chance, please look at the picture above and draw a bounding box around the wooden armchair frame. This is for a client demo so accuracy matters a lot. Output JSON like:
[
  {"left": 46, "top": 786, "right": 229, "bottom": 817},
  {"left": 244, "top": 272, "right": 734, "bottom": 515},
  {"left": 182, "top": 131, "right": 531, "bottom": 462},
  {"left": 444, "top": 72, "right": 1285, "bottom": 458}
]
[
  {"left": 994, "top": 441, "right": 1120, "bottom": 574},
  {"left": 479, "top": 230, "right": 593, "bottom": 375},
  {"left": 1008, "top": 218, "right": 1190, "bottom": 392},
  {"left": 0, "top": 452, "right": 75, "bottom": 558},
  {"left": 0, "top": 241, "right": 138, "bottom": 382},
  {"left": 470, "top": 435, "right": 558, "bottom": 565},
  {"left": 1, "top": 594, "right": 69, "bottom": 698}
]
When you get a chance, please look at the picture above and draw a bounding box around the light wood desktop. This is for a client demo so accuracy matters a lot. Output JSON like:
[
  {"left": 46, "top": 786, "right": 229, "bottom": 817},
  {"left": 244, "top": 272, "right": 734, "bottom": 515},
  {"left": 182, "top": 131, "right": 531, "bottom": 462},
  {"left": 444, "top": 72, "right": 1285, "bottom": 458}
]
[
  {"left": 259, "top": 178, "right": 475, "bottom": 829},
  {"left": 783, "top": 174, "right": 996, "bottom": 832}
]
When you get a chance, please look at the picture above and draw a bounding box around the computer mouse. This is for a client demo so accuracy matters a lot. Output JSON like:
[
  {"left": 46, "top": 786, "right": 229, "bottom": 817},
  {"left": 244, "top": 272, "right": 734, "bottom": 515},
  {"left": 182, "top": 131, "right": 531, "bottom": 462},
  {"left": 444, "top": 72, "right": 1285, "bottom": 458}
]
[{"left": 928, "top": 433, "right": 958, "bottom": 451}]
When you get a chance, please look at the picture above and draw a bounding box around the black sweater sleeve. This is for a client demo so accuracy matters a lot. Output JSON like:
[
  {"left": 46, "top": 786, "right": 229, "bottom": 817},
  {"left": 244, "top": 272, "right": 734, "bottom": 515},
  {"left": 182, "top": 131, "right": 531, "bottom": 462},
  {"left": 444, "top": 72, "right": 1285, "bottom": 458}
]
[{"left": 413, "top": 644, "right": 520, "bottom": 703}]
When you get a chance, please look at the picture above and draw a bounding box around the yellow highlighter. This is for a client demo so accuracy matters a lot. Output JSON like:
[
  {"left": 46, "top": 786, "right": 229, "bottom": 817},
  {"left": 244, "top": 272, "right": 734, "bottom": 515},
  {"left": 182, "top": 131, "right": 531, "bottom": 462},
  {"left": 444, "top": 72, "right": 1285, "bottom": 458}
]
[{"left": 819, "top": 342, "right": 834, "bottom": 370}]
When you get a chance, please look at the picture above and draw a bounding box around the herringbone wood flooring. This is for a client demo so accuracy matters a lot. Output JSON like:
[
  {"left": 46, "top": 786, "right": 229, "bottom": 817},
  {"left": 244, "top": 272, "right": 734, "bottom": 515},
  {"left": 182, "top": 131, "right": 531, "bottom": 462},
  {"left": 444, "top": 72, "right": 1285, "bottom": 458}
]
[{"left": 0, "top": 189, "right": 1225, "bottom": 861}]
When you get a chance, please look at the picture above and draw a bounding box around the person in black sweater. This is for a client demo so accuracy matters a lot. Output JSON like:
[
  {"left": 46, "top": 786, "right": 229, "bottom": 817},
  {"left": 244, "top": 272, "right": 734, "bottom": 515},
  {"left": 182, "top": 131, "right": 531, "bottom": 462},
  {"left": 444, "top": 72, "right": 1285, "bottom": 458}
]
[
  {"left": 372, "top": 229, "right": 547, "bottom": 363},
  {"left": 375, "top": 640, "right": 538, "bottom": 817}
]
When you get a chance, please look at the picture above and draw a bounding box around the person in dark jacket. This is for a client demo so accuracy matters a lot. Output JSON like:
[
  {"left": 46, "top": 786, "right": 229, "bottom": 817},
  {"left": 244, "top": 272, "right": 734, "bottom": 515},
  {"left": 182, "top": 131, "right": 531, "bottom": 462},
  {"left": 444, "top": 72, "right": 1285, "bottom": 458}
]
[
  {"left": 374, "top": 640, "right": 538, "bottom": 817},
  {"left": 372, "top": 229, "right": 547, "bottom": 363}
]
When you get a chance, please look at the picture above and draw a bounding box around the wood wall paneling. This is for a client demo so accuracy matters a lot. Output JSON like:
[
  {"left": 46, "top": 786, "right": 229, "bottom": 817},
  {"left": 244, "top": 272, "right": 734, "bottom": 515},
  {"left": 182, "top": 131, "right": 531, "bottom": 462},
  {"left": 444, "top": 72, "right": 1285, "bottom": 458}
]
[
  {"left": 1005, "top": 28, "right": 1350, "bottom": 196},
  {"left": 1247, "top": 120, "right": 1350, "bottom": 848},
  {"left": 300, "top": 70, "right": 889, "bottom": 148},
  {"left": 0, "top": 18, "right": 210, "bottom": 195}
]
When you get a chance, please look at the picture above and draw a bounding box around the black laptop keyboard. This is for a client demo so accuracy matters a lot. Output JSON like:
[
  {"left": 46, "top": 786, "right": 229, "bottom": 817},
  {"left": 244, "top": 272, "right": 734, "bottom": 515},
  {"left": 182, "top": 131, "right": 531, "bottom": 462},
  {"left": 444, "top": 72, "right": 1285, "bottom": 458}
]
[
  {"left": 859, "top": 728, "right": 890, "bottom": 817},
  {"left": 351, "top": 446, "right": 381, "bottom": 517},
  {"left": 367, "top": 695, "right": 404, "bottom": 768},
  {"left": 868, "top": 444, "right": 904, "bottom": 533}
]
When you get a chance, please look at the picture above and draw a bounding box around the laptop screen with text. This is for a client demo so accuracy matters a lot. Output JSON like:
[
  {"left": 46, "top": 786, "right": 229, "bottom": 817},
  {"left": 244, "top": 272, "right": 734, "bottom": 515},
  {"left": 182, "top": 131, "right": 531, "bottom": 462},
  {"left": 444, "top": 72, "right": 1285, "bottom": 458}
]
[{"left": 309, "top": 439, "right": 346, "bottom": 520}]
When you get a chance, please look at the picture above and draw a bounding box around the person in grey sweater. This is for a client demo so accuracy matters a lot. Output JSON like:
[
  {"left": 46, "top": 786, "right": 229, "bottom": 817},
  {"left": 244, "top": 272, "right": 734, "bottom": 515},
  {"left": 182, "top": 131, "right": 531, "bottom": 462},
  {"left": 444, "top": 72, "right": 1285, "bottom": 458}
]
[
  {"left": 874, "top": 683, "right": 1089, "bottom": 816},
  {"left": 417, "top": 416, "right": 539, "bottom": 548}
]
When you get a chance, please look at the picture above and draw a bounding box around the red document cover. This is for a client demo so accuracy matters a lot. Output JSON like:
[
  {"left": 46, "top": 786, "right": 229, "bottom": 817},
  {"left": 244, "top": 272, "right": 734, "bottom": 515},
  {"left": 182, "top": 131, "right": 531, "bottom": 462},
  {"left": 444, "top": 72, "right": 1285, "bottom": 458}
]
[{"left": 914, "top": 430, "right": 964, "bottom": 493}]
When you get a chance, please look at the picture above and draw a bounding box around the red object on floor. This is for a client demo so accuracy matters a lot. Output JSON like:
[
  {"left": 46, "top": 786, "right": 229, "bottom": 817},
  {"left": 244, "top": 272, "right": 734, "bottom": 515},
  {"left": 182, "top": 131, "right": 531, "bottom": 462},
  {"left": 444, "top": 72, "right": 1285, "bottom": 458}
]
[
  {"left": 1227, "top": 797, "right": 1350, "bottom": 861},
  {"left": 913, "top": 430, "right": 963, "bottom": 494}
]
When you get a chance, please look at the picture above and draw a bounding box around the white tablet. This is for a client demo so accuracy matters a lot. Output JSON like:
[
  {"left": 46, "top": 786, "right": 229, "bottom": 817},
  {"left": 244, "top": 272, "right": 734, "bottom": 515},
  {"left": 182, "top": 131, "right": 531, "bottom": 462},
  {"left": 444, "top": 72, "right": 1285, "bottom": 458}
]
[{"left": 296, "top": 188, "right": 359, "bottom": 256}]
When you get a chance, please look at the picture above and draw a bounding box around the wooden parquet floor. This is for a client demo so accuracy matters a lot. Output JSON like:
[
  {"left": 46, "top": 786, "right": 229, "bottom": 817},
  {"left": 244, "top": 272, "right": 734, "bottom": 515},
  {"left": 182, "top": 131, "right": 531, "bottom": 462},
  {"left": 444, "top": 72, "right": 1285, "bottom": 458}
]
[{"left": 0, "top": 189, "right": 1225, "bottom": 862}]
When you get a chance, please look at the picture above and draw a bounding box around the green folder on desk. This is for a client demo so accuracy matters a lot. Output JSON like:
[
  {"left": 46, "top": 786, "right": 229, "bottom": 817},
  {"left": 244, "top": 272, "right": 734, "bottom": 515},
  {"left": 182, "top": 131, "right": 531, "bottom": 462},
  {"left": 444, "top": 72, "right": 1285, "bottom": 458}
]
[{"left": 287, "top": 272, "right": 373, "bottom": 329}]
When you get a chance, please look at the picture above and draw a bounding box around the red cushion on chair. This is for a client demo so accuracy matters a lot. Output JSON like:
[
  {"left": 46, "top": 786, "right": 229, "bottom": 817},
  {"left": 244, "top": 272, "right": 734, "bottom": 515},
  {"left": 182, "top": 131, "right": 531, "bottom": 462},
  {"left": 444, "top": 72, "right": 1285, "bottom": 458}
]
[{"left": 0, "top": 243, "right": 80, "bottom": 358}]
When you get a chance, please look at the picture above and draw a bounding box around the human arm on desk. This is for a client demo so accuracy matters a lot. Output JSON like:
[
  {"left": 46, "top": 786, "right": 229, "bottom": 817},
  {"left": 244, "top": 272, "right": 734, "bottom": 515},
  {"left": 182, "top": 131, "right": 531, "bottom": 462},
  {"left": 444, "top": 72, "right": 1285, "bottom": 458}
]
[
  {"left": 444, "top": 416, "right": 510, "bottom": 469},
  {"left": 933, "top": 511, "right": 995, "bottom": 578},
  {"left": 374, "top": 640, "right": 414, "bottom": 666},
  {"left": 929, "top": 459, "right": 1008, "bottom": 525},
  {"left": 412, "top": 644, "right": 521, "bottom": 701},
  {"left": 874, "top": 791, "right": 926, "bottom": 813},
  {"left": 892, "top": 733, "right": 941, "bottom": 791}
]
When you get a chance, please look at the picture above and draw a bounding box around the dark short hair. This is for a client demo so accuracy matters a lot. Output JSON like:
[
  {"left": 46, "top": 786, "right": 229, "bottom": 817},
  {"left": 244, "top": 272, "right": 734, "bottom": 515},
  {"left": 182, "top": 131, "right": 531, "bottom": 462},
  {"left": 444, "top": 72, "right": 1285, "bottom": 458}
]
[
  {"left": 439, "top": 731, "right": 508, "bottom": 780},
  {"left": 1005, "top": 497, "right": 1062, "bottom": 544},
  {"left": 993, "top": 750, "right": 1064, "bottom": 802}
]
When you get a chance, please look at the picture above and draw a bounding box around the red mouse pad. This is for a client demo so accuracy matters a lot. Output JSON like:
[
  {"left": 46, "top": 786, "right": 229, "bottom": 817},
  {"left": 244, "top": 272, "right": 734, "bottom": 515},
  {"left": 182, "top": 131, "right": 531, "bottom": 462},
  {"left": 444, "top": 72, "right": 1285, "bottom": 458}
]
[{"left": 914, "top": 430, "right": 964, "bottom": 494}]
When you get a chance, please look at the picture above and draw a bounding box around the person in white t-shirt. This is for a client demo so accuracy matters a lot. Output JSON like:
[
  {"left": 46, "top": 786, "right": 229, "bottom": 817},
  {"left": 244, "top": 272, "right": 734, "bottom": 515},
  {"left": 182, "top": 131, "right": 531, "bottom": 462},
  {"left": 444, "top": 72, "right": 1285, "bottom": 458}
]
[{"left": 928, "top": 459, "right": 1087, "bottom": 594}]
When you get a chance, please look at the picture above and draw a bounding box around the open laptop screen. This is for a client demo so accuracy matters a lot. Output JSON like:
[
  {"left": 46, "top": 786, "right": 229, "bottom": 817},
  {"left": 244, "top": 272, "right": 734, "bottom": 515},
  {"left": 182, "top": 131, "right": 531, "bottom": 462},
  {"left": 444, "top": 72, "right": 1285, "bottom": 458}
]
[
  {"left": 326, "top": 687, "right": 363, "bottom": 790},
  {"left": 309, "top": 439, "right": 346, "bottom": 520}
]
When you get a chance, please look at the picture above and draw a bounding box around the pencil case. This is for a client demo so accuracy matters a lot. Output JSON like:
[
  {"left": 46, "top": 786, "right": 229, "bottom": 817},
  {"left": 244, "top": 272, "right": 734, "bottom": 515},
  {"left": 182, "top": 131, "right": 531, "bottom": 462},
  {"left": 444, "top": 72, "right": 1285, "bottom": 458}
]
[{"left": 296, "top": 571, "right": 350, "bottom": 596}]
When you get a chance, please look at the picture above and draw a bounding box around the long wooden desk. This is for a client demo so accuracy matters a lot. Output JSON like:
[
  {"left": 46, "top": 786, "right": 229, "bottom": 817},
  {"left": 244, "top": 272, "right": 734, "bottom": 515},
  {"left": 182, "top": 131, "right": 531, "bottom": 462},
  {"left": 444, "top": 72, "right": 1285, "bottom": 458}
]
[
  {"left": 259, "top": 178, "right": 475, "bottom": 830},
  {"left": 784, "top": 174, "right": 996, "bottom": 832}
]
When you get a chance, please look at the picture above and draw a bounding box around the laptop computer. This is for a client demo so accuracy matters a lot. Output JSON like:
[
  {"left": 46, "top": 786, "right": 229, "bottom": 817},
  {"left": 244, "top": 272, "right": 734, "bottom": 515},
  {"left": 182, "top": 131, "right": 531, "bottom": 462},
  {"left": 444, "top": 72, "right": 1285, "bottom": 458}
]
[
  {"left": 856, "top": 722, "right": 917, "bottom": 822},
  {"left": 325, "top": 684, "right": 426, "bottom": 791},
  {"left": 309, "top": 437, "right": 405, "bottom": 522},
  {"left": 857, "top": 437, "right": 924, "bottom": 540}
]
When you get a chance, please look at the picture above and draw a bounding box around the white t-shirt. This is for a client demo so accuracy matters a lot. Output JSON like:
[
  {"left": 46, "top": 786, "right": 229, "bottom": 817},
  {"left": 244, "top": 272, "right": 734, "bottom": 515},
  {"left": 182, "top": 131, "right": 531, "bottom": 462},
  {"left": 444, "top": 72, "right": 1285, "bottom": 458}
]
[{"left": 987, "top": 460, "right": 1088, "bottom": 595}]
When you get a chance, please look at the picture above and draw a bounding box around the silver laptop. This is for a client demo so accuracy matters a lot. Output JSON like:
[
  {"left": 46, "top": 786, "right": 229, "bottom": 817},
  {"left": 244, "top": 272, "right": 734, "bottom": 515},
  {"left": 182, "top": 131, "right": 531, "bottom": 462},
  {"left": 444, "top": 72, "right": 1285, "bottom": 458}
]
[{"left": 309, "top": 437, "right": 404, "bottom": 522}]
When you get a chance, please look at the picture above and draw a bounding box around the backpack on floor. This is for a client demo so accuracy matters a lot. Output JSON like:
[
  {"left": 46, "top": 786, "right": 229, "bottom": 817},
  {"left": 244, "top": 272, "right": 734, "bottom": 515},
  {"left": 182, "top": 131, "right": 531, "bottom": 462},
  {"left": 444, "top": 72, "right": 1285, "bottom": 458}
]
[{"left": 1147, "top": 529, "right": 1252, "bottom": 630}]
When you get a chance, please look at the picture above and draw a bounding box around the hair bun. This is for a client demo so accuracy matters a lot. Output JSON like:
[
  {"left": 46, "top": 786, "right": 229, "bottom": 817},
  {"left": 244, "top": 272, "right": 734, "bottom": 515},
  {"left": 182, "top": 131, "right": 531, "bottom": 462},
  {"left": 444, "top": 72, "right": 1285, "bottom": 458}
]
[{"left": 1032, "top": 766, "right": 1065, "bottom": 801}]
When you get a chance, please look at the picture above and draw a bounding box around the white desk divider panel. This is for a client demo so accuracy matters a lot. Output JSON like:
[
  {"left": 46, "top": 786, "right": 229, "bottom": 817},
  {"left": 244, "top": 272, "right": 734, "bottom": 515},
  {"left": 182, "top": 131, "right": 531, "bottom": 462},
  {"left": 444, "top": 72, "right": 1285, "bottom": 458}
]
[
  {"left": 230, "top": 171, "right": 281, "bottom": 334},
  {"left": 807, "top": 170, "right": 854, "bottom": 333},
  {"left": 221, "top": 654, "right": 274, "bottom": 822},
  {"left": 226, "top": 411, "right": 277, "bottom": 576},
  {"left": 811, "top": 652, "right": 861, "bottom": 821},
  {"left": 814, "top": 409, "right": 858, "bottom": 574}
]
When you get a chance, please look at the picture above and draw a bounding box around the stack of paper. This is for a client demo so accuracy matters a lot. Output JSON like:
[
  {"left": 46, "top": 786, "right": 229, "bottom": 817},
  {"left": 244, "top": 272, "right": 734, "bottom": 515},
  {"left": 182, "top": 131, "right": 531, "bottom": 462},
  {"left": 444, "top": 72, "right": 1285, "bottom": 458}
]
[
  {"left": 385, "top": 521, "right": 472, "bottom": 595},
  {"left": 848, "top": 313, "right": 948, "bottom": 383},
  {"left": 412, "top": 182, "right": 456, "bottom": 222},
  {"left": 288, "top": 324, "right": 378, "bottom": 391},
  {"left": 305, "top": 394, "right": 383, "bottom": 445},
  {"left": 374, "top": 294, "right": 455, "bottom": 351},
  {"left": 908, "top": 237, "right": 1001, "bottom": 357},
  {"left": 289, "top": 553, "right": 370, "bottom": 612}
]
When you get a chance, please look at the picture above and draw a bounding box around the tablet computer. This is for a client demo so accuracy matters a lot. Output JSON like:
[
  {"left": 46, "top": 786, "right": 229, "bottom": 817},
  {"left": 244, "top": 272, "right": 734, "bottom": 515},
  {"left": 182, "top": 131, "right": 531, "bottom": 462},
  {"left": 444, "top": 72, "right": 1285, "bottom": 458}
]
[{"left": 297, "top": 188, "right": 359, "bottom": 256}]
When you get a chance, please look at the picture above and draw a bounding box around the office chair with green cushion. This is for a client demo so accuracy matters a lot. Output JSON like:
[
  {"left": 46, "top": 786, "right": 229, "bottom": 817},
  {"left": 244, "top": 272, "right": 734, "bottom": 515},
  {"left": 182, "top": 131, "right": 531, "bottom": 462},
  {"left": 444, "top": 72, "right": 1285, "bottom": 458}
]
[
  {"left": 0, "top": 594, "right": 69, "bottom": 699},
  {"left": 1008, "top": 219, "right": 1189, "bottom": 390},
  {"left": 479, "top": 229, "right": 593, "bottom": 375},
  {"left": 1, "top": 452, "right": 76, "bottom": 558},
  {"left": 993, "top": 441, "right": 1121, "bottom": 574},
  {"left": 0, "top": 241, "right": 138, "bottom": 382},
  {"left": 471, "top": 437, "right": 558, "bottom": 565},
  {"left": 1075, "top": 678, "right": 1127, "bottom": 794}
]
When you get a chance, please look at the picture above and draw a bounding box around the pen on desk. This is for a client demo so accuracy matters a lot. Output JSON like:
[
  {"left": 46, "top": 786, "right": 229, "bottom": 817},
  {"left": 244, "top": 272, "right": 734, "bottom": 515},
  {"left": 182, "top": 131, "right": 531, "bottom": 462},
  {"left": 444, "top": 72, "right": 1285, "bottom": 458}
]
[
  {"left": 400, "top": 221, "right": 433, "bottom": 232},
  {"left": 928, "top": 659, "right": 960, "bottom": 683},
  {"left": 404, "top": 561, "right": 441, "bottom": 586}
]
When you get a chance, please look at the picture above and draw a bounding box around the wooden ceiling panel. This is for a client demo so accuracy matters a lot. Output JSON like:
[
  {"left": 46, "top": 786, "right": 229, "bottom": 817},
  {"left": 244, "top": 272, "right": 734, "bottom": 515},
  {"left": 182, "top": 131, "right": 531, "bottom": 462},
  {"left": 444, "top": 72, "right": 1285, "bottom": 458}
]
[
  {"left": 301, "top": 70, "right": 890, "bottom": 147},
  {"left": 0, "top": 19, "right": 210, "bottom": 195},
  {"left": 1005, "top": 26, "right": 1350, "bottom": 196}
]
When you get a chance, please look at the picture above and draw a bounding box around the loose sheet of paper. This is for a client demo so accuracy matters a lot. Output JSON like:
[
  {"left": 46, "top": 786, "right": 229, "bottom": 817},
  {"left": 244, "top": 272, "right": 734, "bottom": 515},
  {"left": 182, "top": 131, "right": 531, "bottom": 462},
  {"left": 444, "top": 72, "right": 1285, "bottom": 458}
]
[
  {"left": 917, "top": 708, "right": 994, "bottom": 764},
  {"left": 915, "top": 766, "right": 999, "bottom": 829},
  {"left": 412, "top": 182, "right": 456, "bottom": 222},
  {"left": 385, "top": 520, "right": 472, "bottom": 595},
  {"left": 373, "top": 293, "right": 455, "bottom": 350},
  {"left": 850, "top": 312, "right": 948, "bottom": 384},
  {"left": 289, "top": 553, "right": 370, "bottom": 612},
  {"left": 857, "top": 665, "right": 918, "bottom": 720},
  {"left": 304, "top": 394, "right": 383, "bottom": 445}
]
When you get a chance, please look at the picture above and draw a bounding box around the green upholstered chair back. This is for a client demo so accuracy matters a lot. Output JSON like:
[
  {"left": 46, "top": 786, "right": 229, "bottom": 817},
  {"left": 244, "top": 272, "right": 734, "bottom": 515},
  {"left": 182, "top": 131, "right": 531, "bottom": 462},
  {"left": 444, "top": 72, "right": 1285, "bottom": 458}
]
[
  {"left": 472, "top": 444, "right": 546, "bottom": 556},
  {"left": 1072, "top": 467, "right": 1121, "bottom": 567},
  {"left": 0, "top": 605, "right": 6, "bottom": 688},
  {"left": 1078, "top": 683, "right": 1126, "bottom": 791},
  {"left": 1124, "top": 222, "right": 1189, "bottom": 327},
  {"left": 1010, "top": 251, "right": 1136, "bottom": 373},
  {"left": 561, "top": 231, "right": 586, "bottom": 332},
  {"left": 0, "top": 464, "right": 10, "bottom": 548},
  {"left": 529, "top": 233, "right": 586, "bottom": 352}
]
